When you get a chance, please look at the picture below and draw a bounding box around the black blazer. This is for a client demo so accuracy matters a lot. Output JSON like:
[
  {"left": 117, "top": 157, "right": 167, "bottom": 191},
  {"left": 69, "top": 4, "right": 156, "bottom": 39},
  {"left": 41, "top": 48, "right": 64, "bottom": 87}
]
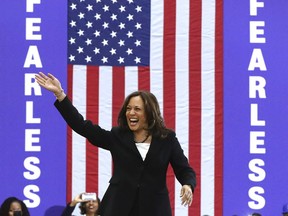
[{"left": 55, "top": 97, "right": 196, "bottom": 216}]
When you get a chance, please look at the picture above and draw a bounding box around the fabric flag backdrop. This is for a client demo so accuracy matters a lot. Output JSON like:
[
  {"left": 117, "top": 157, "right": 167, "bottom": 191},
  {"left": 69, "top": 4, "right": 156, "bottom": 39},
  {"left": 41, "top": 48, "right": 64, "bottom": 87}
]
[{"left": 66, "top": 0, "right": 222, "bottom": 216}]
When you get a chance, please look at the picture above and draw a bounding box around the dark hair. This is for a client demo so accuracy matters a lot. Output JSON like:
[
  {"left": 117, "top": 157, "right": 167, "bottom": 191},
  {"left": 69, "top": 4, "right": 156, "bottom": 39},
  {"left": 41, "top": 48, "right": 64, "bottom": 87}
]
[
  {"left": 0, "top": 197, "right": 30, "bottom": 216},
  {"left": 79, "top": 197, "right": 101, "bottom": 215},
  {"left": 118, "top": 91, "right": 170, "bottom": 139}
]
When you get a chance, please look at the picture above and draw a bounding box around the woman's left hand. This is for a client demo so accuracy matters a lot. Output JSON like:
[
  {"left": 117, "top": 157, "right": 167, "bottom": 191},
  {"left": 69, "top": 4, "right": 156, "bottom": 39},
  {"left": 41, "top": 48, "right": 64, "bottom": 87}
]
[{"left": 180, "top": 184, "right": 193, "bottom": 206}]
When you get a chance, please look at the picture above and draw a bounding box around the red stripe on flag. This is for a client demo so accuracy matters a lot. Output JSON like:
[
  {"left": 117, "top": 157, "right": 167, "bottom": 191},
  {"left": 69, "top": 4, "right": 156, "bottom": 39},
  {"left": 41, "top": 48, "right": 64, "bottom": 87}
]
[
  {"left": 215, "top": 0, "right": 223, "bottom": 215},
  {"left": 189, "top": 0, "right": 202, "bottom": 214},
  {"left": 163, "top": 0, "right": 176, "bottom": 213},
  {"left": 112, "top": 67, "right": 125, "bottom": 178},
  {"left": 86, "top": 66, "right": 100, "bottom": 193},
  {"left": 66, "top": 64, "right": 74, "bottom": 202},
  {"left": 112, "top": 67, "right": 125, "bottom": 127},
  {"left": 138, "top": 66, "right": 150, "bottom": 91}
]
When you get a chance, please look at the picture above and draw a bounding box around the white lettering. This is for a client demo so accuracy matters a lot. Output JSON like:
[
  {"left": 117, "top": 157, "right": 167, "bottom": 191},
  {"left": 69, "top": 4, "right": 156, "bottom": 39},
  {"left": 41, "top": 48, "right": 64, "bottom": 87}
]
[
  {"left": 248, "top": 159, "right": 266, "bottom": 182},
  {"left": 24, "top": 0, "right": 43, "bottom": 208},
  {"left": 23, "top": 45, "right": 43, "bottom": 68},
  {"left": 248, "top": 0, "right": 267, "bottom": 211},
  {"left": 248, "top": 186, "right": 265, "bottom": 209},
  {"left": 250, "top": 131, "right": 266, "bottom": 154},
  {"left": 251, "top": 104, "right": 265, "bottom": 126},
  {"left": 248, "top": 48, "right": 267, "bottom": 71},
  {"left": 26, "top": 0, "right": 41, "bottom": 13},
  {"left": 23, "top": 157, "right": 41, "bottom": 180},
  {"left": 25, "top": 129, "right": 41, "bottom": 152},
  {"left": 250, "top": 0, "right": 264, "bottom": 16},
  {"left": 23, "top": 185, "right": 40, "bottom": 208},
  {"left": 26, "top": 101, "right": 41, "bottom": 124},
  {"left": 25, "top": 73, "right": 42, "bottom": 96},
  {"left": 249, "top": 76, "right": 266, "bottom": 98},
  {"left": 26, "top": 18, "right": 42, "bottom": 40},
  {"left": 250, "top": 21, "right": 266, "bottom": 43}
]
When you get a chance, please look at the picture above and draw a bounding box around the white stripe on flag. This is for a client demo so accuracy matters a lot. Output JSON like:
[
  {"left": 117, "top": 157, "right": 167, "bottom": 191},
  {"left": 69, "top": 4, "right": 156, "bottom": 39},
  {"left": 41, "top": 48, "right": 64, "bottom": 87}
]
[
  {"left": 175, "top": 0, "right": 190, "bottom": 214},
  {"left": 125, "top": 66, "right": 138, "bottom": 96},
  {"left": 201, "top": 0, "right": 216, "bottom": 215},
  {"left": 150, "top": 0, "right": 164, "bottom": 112},
  {"left": 72, "top": 65, "right": 87, "bottom": 195},
  {"left": 72, "top": 65, "right": 87, "bottom": 216},
  {"left": 98, "top": 67, "right": 113, "bottom": 199}
]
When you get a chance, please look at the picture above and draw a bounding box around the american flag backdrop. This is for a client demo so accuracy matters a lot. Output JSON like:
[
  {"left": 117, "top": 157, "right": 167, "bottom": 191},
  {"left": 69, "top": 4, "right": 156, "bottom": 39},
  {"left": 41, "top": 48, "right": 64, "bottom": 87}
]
[{"left": 66, "top": 0, "right": 223, "bottom": 215}]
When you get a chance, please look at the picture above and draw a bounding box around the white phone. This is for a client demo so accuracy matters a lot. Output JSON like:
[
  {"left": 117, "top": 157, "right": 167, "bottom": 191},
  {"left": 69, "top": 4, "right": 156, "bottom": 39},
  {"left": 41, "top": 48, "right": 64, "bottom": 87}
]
[{"left": 82, "top": 192, "right": 97, "bottom": 201}]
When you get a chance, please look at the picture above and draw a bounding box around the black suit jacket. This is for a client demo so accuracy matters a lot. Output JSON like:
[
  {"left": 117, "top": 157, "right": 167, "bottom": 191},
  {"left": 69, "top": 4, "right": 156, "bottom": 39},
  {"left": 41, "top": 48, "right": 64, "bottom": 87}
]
[{"left": 55, "top": 97, "right": 196, "bottom": 216}]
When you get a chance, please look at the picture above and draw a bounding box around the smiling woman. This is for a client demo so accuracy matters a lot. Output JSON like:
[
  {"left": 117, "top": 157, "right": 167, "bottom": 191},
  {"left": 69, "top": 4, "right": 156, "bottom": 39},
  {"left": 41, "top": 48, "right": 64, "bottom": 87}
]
[
  {"left": 124, "top": 95, "right": 152, "bottom": 142},
  {"left": 61, "top": 193, "right": 101, "bottom": 216},
  {"left": 35, "top": 72, "right": 196, "bottom": 216}
]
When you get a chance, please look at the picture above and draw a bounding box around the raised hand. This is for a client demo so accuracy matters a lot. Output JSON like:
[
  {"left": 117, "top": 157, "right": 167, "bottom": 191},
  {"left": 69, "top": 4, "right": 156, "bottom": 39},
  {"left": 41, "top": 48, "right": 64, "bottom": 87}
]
[
  {"left": 35, "top": 72, "right": 63, "bottom": 95},
  {"left": 35, "top": 72, "right": 66, "bottom": 101}
]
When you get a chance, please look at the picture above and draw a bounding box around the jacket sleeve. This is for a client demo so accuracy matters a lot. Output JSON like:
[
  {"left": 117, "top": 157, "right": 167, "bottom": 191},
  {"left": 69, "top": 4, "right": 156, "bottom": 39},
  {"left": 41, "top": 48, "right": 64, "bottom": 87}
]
[
  {"left": 54, "top": 96, "right": 113, "bottom": 150},
  {"left": 169, "top": 133, "right": 197, "bottom": 192},
  {"left": 61, "top": 203, "right": 76, "bottom": 216}
]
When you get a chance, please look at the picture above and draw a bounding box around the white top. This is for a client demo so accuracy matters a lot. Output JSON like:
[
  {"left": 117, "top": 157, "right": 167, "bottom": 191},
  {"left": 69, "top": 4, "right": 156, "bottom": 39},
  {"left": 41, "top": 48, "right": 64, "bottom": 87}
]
[{"left": 135, "top": 143, "right": 150, "bottom": 160}]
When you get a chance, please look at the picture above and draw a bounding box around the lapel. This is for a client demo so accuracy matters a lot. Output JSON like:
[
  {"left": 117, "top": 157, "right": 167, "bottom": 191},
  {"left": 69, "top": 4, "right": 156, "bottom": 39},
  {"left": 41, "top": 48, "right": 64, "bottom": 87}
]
[
  {"left": 144, "top": 137, "right": 163, "bottom": 164},
  {"left": 122, "top": 131, "right": 143, "bottom": 159}
]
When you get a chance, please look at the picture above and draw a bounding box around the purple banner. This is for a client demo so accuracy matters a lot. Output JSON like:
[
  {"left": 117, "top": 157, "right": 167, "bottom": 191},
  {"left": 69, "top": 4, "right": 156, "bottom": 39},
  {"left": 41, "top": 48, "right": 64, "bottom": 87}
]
[
  {"left": 224, "top": 0, "right": 288, "bottom": 215},
  {"left": 0, "top": 0, "right": 67, "bottom": 215}
]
